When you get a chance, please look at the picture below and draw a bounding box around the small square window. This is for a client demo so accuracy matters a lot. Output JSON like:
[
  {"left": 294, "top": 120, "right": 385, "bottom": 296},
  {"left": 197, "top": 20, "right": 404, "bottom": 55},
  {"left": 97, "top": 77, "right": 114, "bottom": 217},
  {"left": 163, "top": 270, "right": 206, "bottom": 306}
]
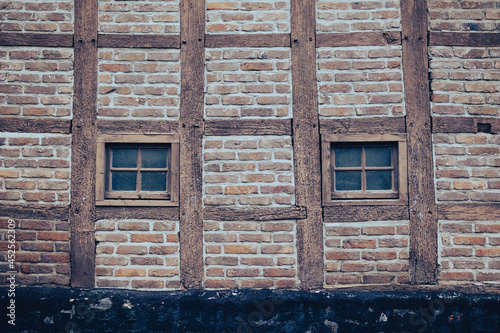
[
  {"left": 96, "top": 134, "right": 179, "bottom": 206},
  {"left": 322, "top": 134, "right": 407, "bottom": 205}
]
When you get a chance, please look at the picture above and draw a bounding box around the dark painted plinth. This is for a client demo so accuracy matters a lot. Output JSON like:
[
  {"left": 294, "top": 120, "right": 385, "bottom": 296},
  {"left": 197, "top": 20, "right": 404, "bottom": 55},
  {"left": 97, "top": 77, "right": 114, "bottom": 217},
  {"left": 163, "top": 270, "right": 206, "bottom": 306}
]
[{"left": 1, "top": 288, "right": 500, "bottom": 332}]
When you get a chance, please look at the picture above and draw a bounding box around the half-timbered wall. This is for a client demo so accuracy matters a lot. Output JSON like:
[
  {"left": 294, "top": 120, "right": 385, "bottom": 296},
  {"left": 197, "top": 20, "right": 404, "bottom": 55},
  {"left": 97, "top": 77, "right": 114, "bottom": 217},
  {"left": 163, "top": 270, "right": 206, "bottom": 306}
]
[{"left": 1, "top": 0, "right": 499, "bottom": 291}]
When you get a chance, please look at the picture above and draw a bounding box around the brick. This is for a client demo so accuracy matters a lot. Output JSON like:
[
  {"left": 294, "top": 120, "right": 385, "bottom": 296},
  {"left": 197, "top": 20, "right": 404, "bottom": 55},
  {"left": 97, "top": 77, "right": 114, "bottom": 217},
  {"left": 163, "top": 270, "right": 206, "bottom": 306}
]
[
  {"left": 149, "top": 245, "right": 178, "bottom": 255},
  {"left": 116, "top": 245, "right": 148, "bottom": 255},
  {"left": 115, "top": 268, "right": 146, "bottom": 277},
  {"left": 224, "top": 245, "right": 257, "bottom": 254}
]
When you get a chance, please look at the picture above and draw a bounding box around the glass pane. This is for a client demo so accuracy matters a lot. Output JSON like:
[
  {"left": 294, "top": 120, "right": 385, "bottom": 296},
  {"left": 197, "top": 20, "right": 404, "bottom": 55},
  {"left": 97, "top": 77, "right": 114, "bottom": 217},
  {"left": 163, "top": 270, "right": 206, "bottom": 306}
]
[
  {"left": 112, "top": 148, "right": 137, "bottom": 168},
  {"left": 334, "top": 147, "right": 362, "bottom": 168},
  {"left": 366, "top": 147, "right": 392, "bottom": 167},
  {"left": 366, "top": 171, "right": 393, "bottom": 190},
  {"left": 142, "top": 149, "right": 167, "bottom": 168},
  {"left": 111, "top": 172, "right": 137, "bottom": 191},
  {"left": 335, "top": 171, "right": 362, "bottom": 191},
  {"left": 142, "top": 172, "right": 167, "bottom": 191}
]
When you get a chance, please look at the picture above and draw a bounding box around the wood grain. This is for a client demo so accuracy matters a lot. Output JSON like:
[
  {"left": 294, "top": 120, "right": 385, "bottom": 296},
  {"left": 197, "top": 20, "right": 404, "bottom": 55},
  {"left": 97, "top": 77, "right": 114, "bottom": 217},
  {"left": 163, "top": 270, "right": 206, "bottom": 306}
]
[
  {"left": 438, "top": 203, "right": 500, "bottom": 221},
  {"left": 0, "top": 204, "right": 69, "bottom": 221},
  {"left": 203, "top": 207, "right": 307, "bottom": 221},
  {"left": 97, "top": 119, "right": 179, "bottom": 134},
  {"left": 432, "top": 116, "right": 500, "bottom": 134},
  {"left": 324, "top": 206, "right": 410, "bottom": 222},
  {"left": 401, "top": 0, "right": 438, "bottom": 284},
  {"left": 429, "top": 32, "right": 500, "bottom": 47},
  {"left": 320, "top": 117, "right": 406, "bottom": 134},
  {"left": 0, "top": 117, "right": 71, "bottom": 133},
  {"left": 179, "top": 0, "right": 205, "bottom": 290},
  {"left": 205, "top": 33, "right": 290, "bottom": 48},
  {"left": 0, "top": 33, "right": 73, "bottom": 47},
  {"left": 96, "top": 207, "right": 179, "bottom": 221},
  {"left": 98, "top": 34, "right": 180, "bottom": 49},
  {"left": 205, "top": 119, "right": 292, "bottom": 136},
  {"left": 70, "top": 0, "right": 98, "bottom": 288},
  {"left": 291, "top": 0, "right": 324, "bottom": 290},
  {"left": 316, "top": 31, "right": 401, "bottom": 47}
]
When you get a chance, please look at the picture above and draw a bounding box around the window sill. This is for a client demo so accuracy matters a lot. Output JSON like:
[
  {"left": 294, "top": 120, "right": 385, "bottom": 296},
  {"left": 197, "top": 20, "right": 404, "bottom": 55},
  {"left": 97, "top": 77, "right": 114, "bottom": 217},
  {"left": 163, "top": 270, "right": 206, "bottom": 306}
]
[{"left": 96, "top": 200, "right": 179, "bottom": 207}]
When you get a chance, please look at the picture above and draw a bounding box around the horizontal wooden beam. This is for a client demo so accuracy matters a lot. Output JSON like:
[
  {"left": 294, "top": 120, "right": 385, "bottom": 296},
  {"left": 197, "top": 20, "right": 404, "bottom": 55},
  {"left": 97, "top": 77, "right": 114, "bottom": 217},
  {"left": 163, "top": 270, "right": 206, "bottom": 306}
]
[
  {"left": 0, "top": 33, "right": 74, "bottom": 47},
  {"left": 205, "top": 119, "right": 292, "bottom": 136},
  {"left": 203, "top": 206, "right": 307, "bottom": 221},
  {"left": 438, "top": 203, "right": 500, "bottom": 221},
  {"left": 97, "top": 119, "right": 179, "bottom": 134},
  {"left": 320, "top": 117, "right": 406, "bottom": 134},
  {"left": 205, "top": 33, "right": 290, "bottom": 48},
  {"left": 0, "top": 117, "right": 71, "bottom": 134},
  {"left": 96, "top": 207, "right": 179, "bottom": 221},
  {"left": 316, "top": 31, "right": 401, "bottom": 48},
  {"left": 323, "top": 205, "right": 409, "bottom": 222},
  {"left": 0, "top": 204, "right": 69, "bottom": 221},
  {"left": 98, "top": 34, "right": 180, "bottom": 49},
  {"left": 432, "top": 116, "right": 500, "bottom": 134},
  {"left": 429, "top": 32, "right": 500, "bottom": 47}
]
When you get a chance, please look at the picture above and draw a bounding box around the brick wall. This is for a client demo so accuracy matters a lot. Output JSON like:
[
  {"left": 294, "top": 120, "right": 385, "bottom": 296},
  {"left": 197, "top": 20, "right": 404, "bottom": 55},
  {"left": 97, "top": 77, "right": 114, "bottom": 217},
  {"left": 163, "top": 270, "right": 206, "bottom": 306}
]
[
  {"left": 317, "top": 46, "right": 404, "bottom": 117},
  {"left": 430, "top": 47, "right": 500, "bottom": 117},
  {"left": 434, "top": 133, "right": 500, "bottom": 203},
  {"left": 206, "top": 0, "right": 290, "bottom": 33},
  {"left": 95, "top": 220, "right": 180, "bottom": 289},
  {"left": 0, "top": 1, "right": 73, "bottom": 33},
  {"left": 0, "top": 217, "right": 70, "bottom": 286},
  {"left": 203, "top": 136, "right": 294, "bottom": 207},
  {"left": 204, "top": 220, "right": 298, "bottom": 289},
  {"left": 428, "top": 0, "right": 499, "bottom": 32},
  {"left": 205, "top": 48, "right": 291, "bottom": 118},
  {"left": 324, "top": 221, "right": 410, "bottom": 285},
  {"left": 98, "top": 0, "right": 180, "bottom": 34},
  {"left": 98, "top": 48, "right": 180, "bottom": 119},
  {"left": 317, "top": 0, "right": 400, "bottom": 32},
  {"left": 0, "top": 47, "right": 74, "bottom": 119},
  {"left": 0, "top": 133, "right": 71, "bottom": 204},
  {"left": 439, "top": 220, "right": 500, "bottom": 284}
]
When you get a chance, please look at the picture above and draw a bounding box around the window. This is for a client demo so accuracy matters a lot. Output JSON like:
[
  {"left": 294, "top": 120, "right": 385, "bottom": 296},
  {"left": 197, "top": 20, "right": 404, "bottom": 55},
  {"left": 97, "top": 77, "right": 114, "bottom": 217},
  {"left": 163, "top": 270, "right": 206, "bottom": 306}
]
[
  {"left": 96, "top": 134, "right": 179, "bottom": 206},
  {"left": 322, "top": 134, "right": 407, "bottom": 205}
]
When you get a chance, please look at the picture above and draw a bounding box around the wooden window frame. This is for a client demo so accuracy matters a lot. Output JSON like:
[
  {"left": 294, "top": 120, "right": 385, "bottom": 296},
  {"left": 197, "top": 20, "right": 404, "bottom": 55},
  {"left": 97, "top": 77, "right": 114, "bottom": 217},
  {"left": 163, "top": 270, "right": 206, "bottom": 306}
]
[
  {"left": 322, "top": 134, "right": 408, "bottom": 206},
  {"left": 96, "top": 134, "right": 179, "bottom": 207}
]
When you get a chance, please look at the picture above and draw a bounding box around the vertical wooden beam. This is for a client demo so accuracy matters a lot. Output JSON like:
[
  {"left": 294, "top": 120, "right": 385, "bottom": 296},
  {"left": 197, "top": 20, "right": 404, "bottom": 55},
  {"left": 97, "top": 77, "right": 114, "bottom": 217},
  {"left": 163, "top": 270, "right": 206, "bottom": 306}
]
[
  {"left": 70, "top": 0, "right": 98, "bottom": 287},
  {"left": 401, "top": 0, "right": 438, "bottom": 284},
  {"left": 179, "top": 0, "right": 205, "bottom": 289},
  {"left": 291, "top": 0, "right": 324, "bottom": 289}
]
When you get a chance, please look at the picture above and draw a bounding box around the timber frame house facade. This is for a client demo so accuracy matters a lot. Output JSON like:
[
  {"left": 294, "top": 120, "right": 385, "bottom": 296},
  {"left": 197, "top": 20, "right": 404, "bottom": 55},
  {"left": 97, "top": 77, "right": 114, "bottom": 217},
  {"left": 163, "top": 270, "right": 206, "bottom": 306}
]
[{"left": 1, "top": 0, "right": 500, "bottom": 295}]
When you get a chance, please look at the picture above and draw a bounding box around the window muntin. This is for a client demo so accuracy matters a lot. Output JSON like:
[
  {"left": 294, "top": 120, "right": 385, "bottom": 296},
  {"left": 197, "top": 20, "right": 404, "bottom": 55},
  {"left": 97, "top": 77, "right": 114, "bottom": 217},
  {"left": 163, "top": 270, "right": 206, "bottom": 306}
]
[
  {"left": 322, "top": 133, "right": 407, "bottom": 206},
  {"left": 331, "top": 143, "right": 398, "bottom": 199},
  {"left": 106, "top": 144, "right": 171, "bottom": 200}
]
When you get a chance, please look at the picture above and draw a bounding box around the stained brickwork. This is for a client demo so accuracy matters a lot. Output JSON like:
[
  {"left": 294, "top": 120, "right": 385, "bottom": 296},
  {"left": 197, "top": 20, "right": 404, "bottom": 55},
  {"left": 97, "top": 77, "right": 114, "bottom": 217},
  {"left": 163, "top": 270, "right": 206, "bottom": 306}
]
[
  {"left": 0, "top": 0, "right": 73, "bottom": 33},
  {"left": 98, "top": 49, "right": 180, "bottom": 119},
  {"left": 98, "top": 0, "right": 180, "bottom": 34},
  {"left": 430, "top": 47, "right": 500, "bottom": 117},
  {"left": 324, "top": 221, "right": 410, "bottom": 285},
  {"left": 0, "top": 47, "right": 74, "bottom": 119},
  {"left": 205, "top": 48, "right": 291, "bottom": 118},
  {"left": 317, "top": 46, "right": 405, "bottom": 117},
  {"left": 439, "top": 220, "right": 500, "bottom": 283},
  {"left": 95, "top": 220, "right": 181, "bottom": 289},
  {"left": 0, "top": 217, "right": 70, "bottom": 286},
  {"left": 206, "top": 0, "right": 290, "bottom": 33},
  {"left": 0, "top": 133, "right": 71, "bottom": 204},
  {"left": 203, "top": 136, "right": 294, "bottom": 207},
  {"left": 434, "top": 133, "right": 500, "bottom": 203},
  {"left": 204, "top": 220, "right": 298, "bottom": 289},
  {"left": 317, "top": 0, "right": 400, "bottom": 32},
  {"left": 428, "top": 0, "right": 500, "bottom": 32}
]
